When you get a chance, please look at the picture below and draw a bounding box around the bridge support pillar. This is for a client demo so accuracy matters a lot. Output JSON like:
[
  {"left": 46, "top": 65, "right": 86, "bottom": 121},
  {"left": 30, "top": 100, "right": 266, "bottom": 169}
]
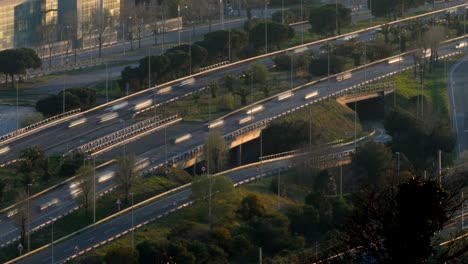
[{"left": 236, "top": 144, "right": 243, "bottom": 167}]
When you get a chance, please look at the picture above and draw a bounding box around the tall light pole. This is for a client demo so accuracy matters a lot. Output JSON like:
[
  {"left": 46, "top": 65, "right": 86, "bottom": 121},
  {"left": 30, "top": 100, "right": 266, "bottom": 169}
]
[
  {"left": 264, "top": 1, "right": 268, "bottom": 54},
  {"left": 282, "top": 0, "right": 285, "bottom": 24},
  {"left": 220, "top": 0, "right": 225, "bottom": 30},
  {"left": 396, "top": 152, "right": 400, "bottom": 178},
  {"left": 93, "top": 156, "right": 96, "bottom": 223},
  {"left": 63, "top": 78, "right": 66, "bottom": 114},
  {"left": 277, "top": 169, "right": 281, "bottom": 209},
  {"left": 327, "top": 42, "right": 331, "bottom": 98},
  {"left": 16, "top": 83, "right": 18, "bottom": 135},
  {"left": 228, "top": 28, "right": 232, "bottom": 63},
  {"left": 27, "top": 183, "right": 32, "bottom": 252},
  {"left": 50, "top": 217, "right": 54, "bottom": 264},
  {"left": 130, "top": 192, "right": 134, "bottom": 247},
  {"left": 301, "top": 0, "right": 304, "bottom": 44},
  {"left": 105, "top": 62, "right": 108, "bottom": 103},
  {"left": 462, "top": 191, "right": 465, "bottom": 230},
  {"left": 148, "top": 48, "right": 151, "bottom": 88},
  {"left": 464, "top": 8, "right": 466, "bottom": 54},
  {"left": 335, "top": 0, "right": 339, "bottom": 35},
  {"left": 178, "top": 5, "right": 181, "bottom": 45}
]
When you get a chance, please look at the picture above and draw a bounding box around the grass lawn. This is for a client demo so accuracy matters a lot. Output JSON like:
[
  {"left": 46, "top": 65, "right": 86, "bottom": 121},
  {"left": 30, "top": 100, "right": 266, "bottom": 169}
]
[{"left": 387, "top": 55, "right": 464, "bottom": 119}]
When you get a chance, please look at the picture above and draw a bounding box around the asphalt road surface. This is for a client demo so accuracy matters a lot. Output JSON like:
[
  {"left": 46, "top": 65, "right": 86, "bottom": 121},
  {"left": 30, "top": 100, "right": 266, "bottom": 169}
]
[
  {"left": 0, "top": 42, "right": 463, "bottom": 250},
  {"left": 449, "top": 55, "right": 468, "bottom": 153},
  {"left": 0, "top": 27, "right": 382, "bottom": 164},
  {"left": 16, "top": 156, "right": 294, "bottom": 264}
]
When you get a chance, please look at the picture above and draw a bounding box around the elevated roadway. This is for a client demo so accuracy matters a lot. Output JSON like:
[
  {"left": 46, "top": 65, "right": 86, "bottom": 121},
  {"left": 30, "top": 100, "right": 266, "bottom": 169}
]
[
  {"left": 1, "top": 2, "right": 466, "bottom": 164},
  {"left": 0, "top": 41, "right": 464, "bottom": 250},
  {"left": 11, "top": 146, "right": 354, "bottom": 264}
]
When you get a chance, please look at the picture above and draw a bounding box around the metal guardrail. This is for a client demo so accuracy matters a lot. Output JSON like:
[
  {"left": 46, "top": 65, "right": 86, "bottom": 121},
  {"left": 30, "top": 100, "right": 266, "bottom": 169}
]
[
  {"left": 343, "top": 81, "right": 396, "bottom": 95},
  {"left": 0, "top": 109, "right": 81, "bottom": 144},
  {"left": 198, "top": 61, "right": 230, "bottom": 72},
  {"left": 144, "top": 50, "right": 464, "bottom": 173},
  {"left": 76, "top": 115, "right": 179, "bottom": 154}
]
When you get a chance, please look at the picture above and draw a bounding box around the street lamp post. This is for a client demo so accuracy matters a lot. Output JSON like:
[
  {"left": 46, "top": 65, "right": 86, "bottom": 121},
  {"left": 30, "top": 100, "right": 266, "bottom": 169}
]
[
  {"left": 93, "top": 156, "right": 96, "bottom": 223},
  {"left": 265, "top": 1, "right": 268, "bottom": 54},
  {"left": 396, "top": 152, "right": 400, "bottom": 178},
  {"left": 335, "top": 0, "right": 339, "bottom": 35},
  {"left": 464, "top": 8, "right": 466, "bottom": 54},
  {"left": 282, "top": 0, "right": 284, "bottom": 24},
  {"left": 462, "top": 191, "right": 465, "bottom": 230},
  {"left": 63, "top": 78, "right": 66, "bottom": 114},
  {"left": 220, "top": 0, "right": 225, "bottom": 30},
  {"left": 50, "top": 218, "right": 54, "bottom": 264},
  {"left": 105, "top": 62, "right": 108, "bottom": 103},
  {"left": 16, "top": 83, "right": 18, "bottom": 134},
  {"left": 178, "top": 5, "right": 181, "bottom": 45},
  {"left": 27, "top": 183, "right": 32, "bottom": 252},
  {"left": 130, "top": 192, "right": 134, "bottom": 247},
  {"left": 301, "top": 0, "right": 304, "bottom": 44},
  {"left": 327, "top": 42, "right": 331, "bottom": 98}
]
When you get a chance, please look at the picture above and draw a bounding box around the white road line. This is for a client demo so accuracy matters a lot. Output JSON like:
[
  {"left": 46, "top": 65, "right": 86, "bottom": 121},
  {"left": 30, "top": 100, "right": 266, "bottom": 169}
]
[{"left": 85, "top": 236, "right": 95, "bottom": 242}]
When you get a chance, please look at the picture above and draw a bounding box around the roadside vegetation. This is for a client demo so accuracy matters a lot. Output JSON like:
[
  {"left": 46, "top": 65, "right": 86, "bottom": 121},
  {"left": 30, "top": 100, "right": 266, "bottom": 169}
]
[{"left": 0, "top": 2, "right": 467, "bottom": 263}]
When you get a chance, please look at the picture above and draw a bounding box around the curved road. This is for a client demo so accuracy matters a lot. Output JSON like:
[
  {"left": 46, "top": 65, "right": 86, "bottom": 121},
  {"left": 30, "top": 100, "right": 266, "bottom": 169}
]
[
  {"left": 0, "top": 41, "right": 463, "bottom": 251},
  {"left": 449, "top": 55, "right": 468, "bottom": 153}
]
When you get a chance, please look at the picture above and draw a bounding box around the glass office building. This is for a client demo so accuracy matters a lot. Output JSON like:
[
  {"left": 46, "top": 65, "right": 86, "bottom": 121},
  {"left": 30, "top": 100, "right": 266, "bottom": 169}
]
[{"left": 0, "top": 0, "right": 120, "bottom": 51}]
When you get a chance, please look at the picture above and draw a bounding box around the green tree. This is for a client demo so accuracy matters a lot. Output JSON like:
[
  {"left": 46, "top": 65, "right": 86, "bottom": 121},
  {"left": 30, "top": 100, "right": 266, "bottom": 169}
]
[
  {"left": 136, "top": 240, "right": 168, "bottom": 264},
  {"left": 105, "top": 245, "right": 138, "bottom": 264},
  {"left": 249, "top": 22, "right": 295, "bottom": 50},
  {"left": 237, "top": 194, "right": 266, "bottom": 220},
  {"left": 208, "top": 82, "right": 219, "bottom": 98},
  {"left": 346, "top": 177, "right": 456, "bottom": 263},
  {"left": 250, "top": 212, "right": 301, "bottom": 254},
  {"left": 36, "top": 88, "right": 95, "bottom": 116},
  {"left": 76, "top": 165, "right": 94, "bottom": 215},
  {"left": 314, "top": 170, "right": 337, "bottom": 195},
  {"left": 204, "top": 130, "right": 229, "bottom": 174},
  {"left": 352, "top": 141, "right": 394, "bottom": 188},
  {"left": 309, "top": 54, "right": 346, "bottom": 76},
  {"left": 191, "top": 175, "right": 237, "bottom": 225},
  {"left": 198, "top": 29, "right": 249, "bottom": 61},
  {"left": 114, "top": 155, "right": 140, "bottom": 204},
  {"left": 309, "top": 4, "right": 351, "bottom": 36},
  {"left": 368, "top": 0, "right": 425, "bottom": 20},
  {"left": 272, "top": 9, "right": 299, "bottom": 24},
  {"left": 0, "top": 48, "right": 41, "bottom": 88},
  {"left": 20, "top": 113, "right": 44, "bottom": 128},
  {"left": 166, "top": 49, "right": 191, "bottom": 76},
  {"left": 223, "top": 74, "right": 241, "bottom": 93},
  {"left": 250, "top": 63, "right": 270, "bottom": 84},
  {"left": 14, "top": 191, "right": 32, "bottom": 250}
]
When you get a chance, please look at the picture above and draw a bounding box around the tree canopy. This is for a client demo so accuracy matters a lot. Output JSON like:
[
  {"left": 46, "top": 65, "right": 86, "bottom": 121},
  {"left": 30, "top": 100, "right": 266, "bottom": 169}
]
[
  {"left": 309, "top": 4, "right": 351, "bottom": 36},
  {"left": 346, "top": 177, "right": 454, "bottom": 263},
  {"left": 249, "top": 22, "right": 295, "bottom": 51},
  {"left": 0, "top": 48, "right": 41, "bottom": 87}
]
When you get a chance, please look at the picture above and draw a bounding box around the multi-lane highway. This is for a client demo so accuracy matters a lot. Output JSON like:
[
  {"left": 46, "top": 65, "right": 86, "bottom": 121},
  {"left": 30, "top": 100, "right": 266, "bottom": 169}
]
[
  {"left": 0, "top": 2, "right": 466, "bottom": 257},
  {"left": 12, "top": 153, "right": 301, "bottom": 264},
  {"left": 0, "top": 40, "right": 464, "bottom": 254},
  {"left": 0, "top": 24, "right": 388, "bottom": 164}
]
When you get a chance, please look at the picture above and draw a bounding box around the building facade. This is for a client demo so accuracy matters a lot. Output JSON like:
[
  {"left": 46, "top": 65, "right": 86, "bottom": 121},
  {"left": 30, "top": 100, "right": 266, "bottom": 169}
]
[{"left": 0, "top": 0, "right": 121, "bottom": 51}]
